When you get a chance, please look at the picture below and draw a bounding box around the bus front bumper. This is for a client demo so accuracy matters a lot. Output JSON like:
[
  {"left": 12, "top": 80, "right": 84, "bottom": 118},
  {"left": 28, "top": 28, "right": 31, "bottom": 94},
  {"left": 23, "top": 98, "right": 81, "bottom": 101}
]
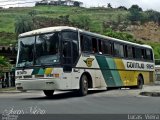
[{"left": 15, "top": 79, "right": 59, "bottom": 91}]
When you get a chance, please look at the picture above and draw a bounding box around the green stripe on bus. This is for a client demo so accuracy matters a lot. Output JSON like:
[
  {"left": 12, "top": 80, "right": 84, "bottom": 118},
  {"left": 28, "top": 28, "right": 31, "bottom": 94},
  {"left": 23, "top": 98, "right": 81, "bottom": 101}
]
[
  {"left": 96, "top": 56, "right": 116, "bottom": 87},
  {"left": 105, "top": 57, "right": 123, "bottom": 86},
  {"left": 32, "top": 68, "right": 40, "bottom": 75},
  {"left": 38, "top": 68, "right": 45, "bottom": 75}
]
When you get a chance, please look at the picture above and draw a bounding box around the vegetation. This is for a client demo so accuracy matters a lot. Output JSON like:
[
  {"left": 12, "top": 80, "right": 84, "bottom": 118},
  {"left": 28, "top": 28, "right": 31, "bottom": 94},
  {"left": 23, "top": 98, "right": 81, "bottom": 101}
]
[
  {"left": 129, "top": 5, "right": 143, "bottom": 12},
  {"left": 0, "top": 5, "right": 160, "bottom": 59},
  {"left": 71, "top": 15, "right": 91, "bottom": 30},
  {"left": 104, "top": 28, "right": 136, "bottom": 43},
  {"left": 0, "top": 56, "right": 11, "bottom": 75},
  {"left": 107, "top": 3, "right": 112, "bottom": 8},
  {"left": 0, "top": 56, "right": 10, "bottom": 67},
  {"left": 145, "top": 10, "right": 160, "bottom": 25},
  {"left": 15, "top": 15, "right": 33, "bottom": 35},
  {"left": 128, "top": 5, "right": 143, "bottom": 23}
]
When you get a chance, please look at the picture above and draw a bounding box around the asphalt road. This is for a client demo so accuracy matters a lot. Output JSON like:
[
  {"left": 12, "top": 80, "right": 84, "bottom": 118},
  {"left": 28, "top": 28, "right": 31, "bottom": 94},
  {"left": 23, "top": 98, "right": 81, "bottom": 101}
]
[{"left": 0, "top": 89, "right": 160, "bottom": 114}]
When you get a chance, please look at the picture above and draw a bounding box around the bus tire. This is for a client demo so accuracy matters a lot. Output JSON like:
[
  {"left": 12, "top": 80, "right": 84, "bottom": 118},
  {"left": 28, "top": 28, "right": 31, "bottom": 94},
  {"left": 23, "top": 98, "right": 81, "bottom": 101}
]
[
  {"left": 43, "top": 90, "right": 54, "bottom": 97},
  {"left": 79, "top": 74, "right": 88, "bottom": 96},
  {"left": 137, "top": 76, "right": 143, "bottom": 89}
]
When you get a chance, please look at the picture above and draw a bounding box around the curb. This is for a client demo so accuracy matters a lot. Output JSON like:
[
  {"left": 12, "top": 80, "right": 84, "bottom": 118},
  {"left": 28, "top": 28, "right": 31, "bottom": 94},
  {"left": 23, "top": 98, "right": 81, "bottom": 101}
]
[
  {"left": 155, "top": 81, "right": 160, "bottom": 85},
  {"left": 140, "top": 92, "right": 160, "bottom": 97},
  {"left": 0, "top": 87, "right": 25, "bottom": 93},
  {"left": 0, "top": 91, "right": 22, "bottom": 93}
]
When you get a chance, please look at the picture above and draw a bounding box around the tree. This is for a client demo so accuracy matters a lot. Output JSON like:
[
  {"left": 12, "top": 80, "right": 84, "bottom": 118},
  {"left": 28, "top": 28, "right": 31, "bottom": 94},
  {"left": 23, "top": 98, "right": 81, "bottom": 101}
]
[
  {"left": 15, "top": 15, "right": 33, "bottom": 35},
  {"left": 117, "top": 6, "right": 127, "bottom": 10},
  {"left": 107, "top": 3, "right": 112, "bottom": 8},
  {"left": 129, "top": 5, "right": 143, "bottom": 12},
  {"left": 0, "top": 56, "right": 10, "bottom": 74},
  {"left": 0, "top": 56, "right": 10, "bottom": 77},
  {"left": 0, "top": 56, "right": 10, "bottom": 67},
  {"left": 145, "top": 10, "right": 160, "bottom": 25},
  {"left": 128, "top": 11, "right": 142, "bottom": 23},
  {"left": 74, "top": 1, "right": 80, "bottom": 7},
  {"left": 128, "top": 5, "right": 143, "bottom": 23}
]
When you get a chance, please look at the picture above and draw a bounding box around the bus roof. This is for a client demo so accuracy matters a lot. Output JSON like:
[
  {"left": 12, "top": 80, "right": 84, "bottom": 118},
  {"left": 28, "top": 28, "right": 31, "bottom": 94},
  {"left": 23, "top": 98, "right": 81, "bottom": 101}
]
[
  {"left": 19, "top": 26, "right": 152, "bottom": 49},
  {"left": 19, "top": 26, "right": 77, "bottom": 37}
]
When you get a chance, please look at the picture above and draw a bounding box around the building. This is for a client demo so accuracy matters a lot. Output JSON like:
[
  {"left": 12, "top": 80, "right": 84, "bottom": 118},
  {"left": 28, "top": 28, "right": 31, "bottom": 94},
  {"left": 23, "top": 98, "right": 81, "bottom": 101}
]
[{"left": 35, "top": 0, "right": 83, "bottom": 7}]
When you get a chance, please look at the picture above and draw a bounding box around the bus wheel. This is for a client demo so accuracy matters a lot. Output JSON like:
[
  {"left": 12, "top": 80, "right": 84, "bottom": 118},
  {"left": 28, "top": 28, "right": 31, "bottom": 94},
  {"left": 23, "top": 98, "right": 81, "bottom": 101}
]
[
  {"left": 79, "top": 74, "right": 88, "bottom": 96},
  {"left": 137, "top": 76, "right": 143, "bottom": 89},
  {"left": 43, "top": 90, "right": 54, "bottom": 97}
]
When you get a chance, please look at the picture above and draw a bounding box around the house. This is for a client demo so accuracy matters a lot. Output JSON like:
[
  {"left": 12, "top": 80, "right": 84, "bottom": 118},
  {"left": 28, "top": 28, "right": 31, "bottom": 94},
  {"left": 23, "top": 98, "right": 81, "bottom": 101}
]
[{"left": 35, "top": 0, "right": 83, "bottom": 7}]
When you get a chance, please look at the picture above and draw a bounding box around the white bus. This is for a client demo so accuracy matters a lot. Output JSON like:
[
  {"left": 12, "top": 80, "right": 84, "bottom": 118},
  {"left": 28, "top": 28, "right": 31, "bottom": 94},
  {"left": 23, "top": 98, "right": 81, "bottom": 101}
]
[{"left": 15, "top": 26, "right": 155, "bottom": 96}]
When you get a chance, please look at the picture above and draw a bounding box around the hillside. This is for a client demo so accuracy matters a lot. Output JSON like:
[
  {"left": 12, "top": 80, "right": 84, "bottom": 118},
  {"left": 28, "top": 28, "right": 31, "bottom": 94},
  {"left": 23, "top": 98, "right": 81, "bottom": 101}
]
[
  {"left": 0, "top": 6, "right": 160, "bottom": 58},
  {"left": 0, "top": 6, "right": 128, "bottom": 45},
  {"left": 128, "top": 22, "right": 160, "bottom": 42}
]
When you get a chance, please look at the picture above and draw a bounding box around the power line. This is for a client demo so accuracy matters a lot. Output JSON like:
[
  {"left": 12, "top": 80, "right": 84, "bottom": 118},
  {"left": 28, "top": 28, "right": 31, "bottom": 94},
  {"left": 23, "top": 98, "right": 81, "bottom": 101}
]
[
  {"left": 0, "top": 0, "right": 40, "bottom": 3},
  {"left": 0, "top": 0, "right": 41, "bottom": 7},
  {"left": 0, "top": 0, "right": 17, "bottom": 3}
]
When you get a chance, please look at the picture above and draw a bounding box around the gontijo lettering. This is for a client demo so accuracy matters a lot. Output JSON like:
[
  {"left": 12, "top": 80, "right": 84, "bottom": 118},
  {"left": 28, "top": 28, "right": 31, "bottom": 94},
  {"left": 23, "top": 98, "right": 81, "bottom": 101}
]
[
  {"left": 127, "top": 62, "right": 144, "bottom": 69},
  {"left": 126, "top": 62, "right": 154, "bottom": 70}
]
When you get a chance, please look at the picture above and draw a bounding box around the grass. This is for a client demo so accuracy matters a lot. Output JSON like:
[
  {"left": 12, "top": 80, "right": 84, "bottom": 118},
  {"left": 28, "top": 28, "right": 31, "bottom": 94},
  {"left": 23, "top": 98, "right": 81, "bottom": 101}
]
[
  {"left": 0, "top": 15, "right": 15, "bottom": 33},
  {"left": 0, "top": 32, "right": 17, "bottom": 45}
]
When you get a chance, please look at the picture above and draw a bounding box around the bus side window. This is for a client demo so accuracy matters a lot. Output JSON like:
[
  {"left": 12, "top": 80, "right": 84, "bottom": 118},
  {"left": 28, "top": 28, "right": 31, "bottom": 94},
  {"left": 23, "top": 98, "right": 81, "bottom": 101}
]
[
  {"left": 126, "top": 45, "right": 133, "bottom": 58},
  {"left": 141, "top": 49, "right": 146, "bottom": 60},
  {"left": 101, "top": 40, "right": 112, "bottom": 55},
  {"left": 114, "top": 43, "right": 124, "bottom": 57},
  {"left": 146, "top": 49, "right": 153, "bottom": 61},
  {"left": 80, "top": 34, "right": 92, "bottom": 53},
  {"left": 92, "top": 38, "right": 97, "bottom": 53},
  {"left": 135, "top": 47, "right": 146, "bottom": 60},
  {"left": 135, "top": 47, "right": 141, "bottom": 59},
  {"left": 132, "top": 47, "right": 135, "bottom": 58}
]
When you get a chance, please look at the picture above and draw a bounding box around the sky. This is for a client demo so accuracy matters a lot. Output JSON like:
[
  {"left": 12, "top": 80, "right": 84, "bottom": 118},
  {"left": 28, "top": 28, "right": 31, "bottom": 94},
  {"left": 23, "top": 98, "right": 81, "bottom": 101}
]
[
  {"left": 78, "top": 0, "right": 160, "bottom": 11},
  {"left": 0, "top": 0, "right": 160, "bottom": 12}
]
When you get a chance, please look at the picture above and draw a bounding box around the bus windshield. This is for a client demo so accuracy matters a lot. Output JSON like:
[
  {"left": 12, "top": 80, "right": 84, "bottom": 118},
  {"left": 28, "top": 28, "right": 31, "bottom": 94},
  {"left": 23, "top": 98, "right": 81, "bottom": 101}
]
[{"left": 17, "top": 32, "right": 60, "bottom": 67}]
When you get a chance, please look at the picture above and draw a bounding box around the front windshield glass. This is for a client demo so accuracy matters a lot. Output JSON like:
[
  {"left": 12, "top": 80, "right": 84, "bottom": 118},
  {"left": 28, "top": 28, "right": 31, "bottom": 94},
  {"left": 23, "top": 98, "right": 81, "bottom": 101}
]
[
  {"left": 35, "top": 32, "right": 60, "bottom": 65},
  {"left": 16, "top": 32, "right": 60, "bottom": 67},
  {"left": 17, "top": 36, "right": 35, "bottom": 67}
]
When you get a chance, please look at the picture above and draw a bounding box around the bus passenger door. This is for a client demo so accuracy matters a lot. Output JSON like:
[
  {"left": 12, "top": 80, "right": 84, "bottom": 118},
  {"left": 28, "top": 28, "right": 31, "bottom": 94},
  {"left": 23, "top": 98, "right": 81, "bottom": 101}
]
[
  {"left": 61, "top": 31, "right": 79, "bottom": 89},
  {"left": 62, "top": 40, "right": 72, "bottom": 72},
  {"left": 62, "top": 40, "right": 73, "bottom": 89}
]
